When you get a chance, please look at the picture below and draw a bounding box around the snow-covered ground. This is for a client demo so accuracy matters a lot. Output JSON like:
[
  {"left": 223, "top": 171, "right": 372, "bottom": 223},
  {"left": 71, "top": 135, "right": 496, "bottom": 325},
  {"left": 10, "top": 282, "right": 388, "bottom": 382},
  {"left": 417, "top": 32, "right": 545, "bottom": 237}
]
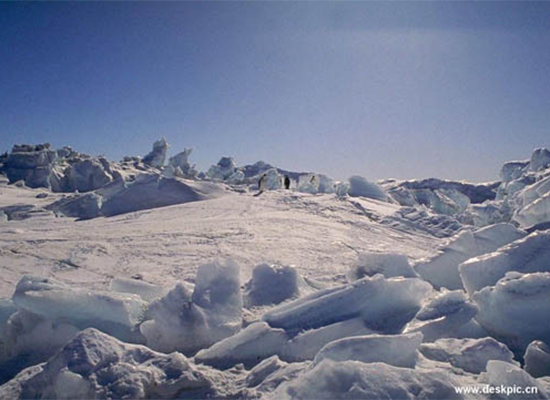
[{"left": 1, "top": 143, "right": 550, "bottom": 399}]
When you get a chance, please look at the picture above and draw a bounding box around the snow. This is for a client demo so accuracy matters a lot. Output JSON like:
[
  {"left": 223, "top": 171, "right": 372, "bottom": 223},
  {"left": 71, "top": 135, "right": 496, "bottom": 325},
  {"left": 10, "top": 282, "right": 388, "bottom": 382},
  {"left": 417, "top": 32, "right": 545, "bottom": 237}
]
[
  {"left": 483, "top": 360, "right": 547, "bottom": 400},
  {"left": 141, "top": 260, "right": 242, "bottom": 355},
  {"left": 348, "top": 175, "right": 388, "bottom": 201},
  {"left": 415, "top": 223, "right": 526, "bottom": 290},
  {"left": 244, "top": 264, "right": 302, "bottom": 307},
  {"left": 460, "top": 230, "right": 550, "bottom": 296},
  {"left": 313, "top": 332, "right": 423, "bottom": 368},
  {"left": 472, "top": 272, "right": 550, "bottom": 354},
  {"left": 347, "top": 252, "right": 417, "bottom": 280},
  {"left": 525, "top": 341, "right": 550, "bottom": 378},
  {"left": 419, "top": 337, "right": 517, "bottom": 374},
  {"left": 271, "top": 359, "right": 465, "bottom": 400}
]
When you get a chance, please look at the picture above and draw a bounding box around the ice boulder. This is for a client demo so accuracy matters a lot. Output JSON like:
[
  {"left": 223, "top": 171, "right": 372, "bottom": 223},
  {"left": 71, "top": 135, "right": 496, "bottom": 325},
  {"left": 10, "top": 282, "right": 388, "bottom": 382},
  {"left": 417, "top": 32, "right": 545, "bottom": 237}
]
[
  {"left": 348, "top": 175, "right": 387, "bottom": 201},
  {"left": 0, "top": 299, "right": 16, "bottom": 334},
  {"left": 501, "top": 160, "right": 529, "bottom": 183},
  {"left": 272, "top": 359, "right": 465, "bottom": 400},
  {"left": 47, "top": 192, "right": 103, "bottom": 220},
  {"left": 347, "top": 252, "right": 417, "bottom": 281},
  {"left": 420, "top": 337, "right": 517, "bottom": 374},
  {"left": 12, "top": 275, "right": 145, "bottom": 331},
  {"left": 313, "top": 332, "right": 423, "bottom": 368},
  {"left": 415, "top": 223, "right": 526, "bottom": 290},
  {"left": 530, "top": 148, "right": 550, "bottom": 172},
  {"left": 404, "top": 290, "right": 480, "bottom": 342},
  {"left": 244, "top": 264, "right": 301, "bottom": 307},
  {"left": 142, "top": 137, "right": 168, "bottom": 168},
  {"left": 318, "top": 174, "right": 336, "bottom": 194},
  {"left": 263, "top": 168, "right": 282, "bottom": 190},
  {"left": 207, "top": 156, "right": 237, "bottom": 181},
  {"left": 64, "top": 158, "right": 114, "bottom": 192},
  {"left": 194, "top": 322, "right": 288, "bottom": 369},
  {"left": 263, "top": 275, "right": 433, "bottom": 335},
  {"left": 110, "top": 278, "right": 167, "bottom": 303},
  {"left": 525, "top": 341, "right": 550, "bottom": 378},
  {"left": 141, "top": 260, "right": 242, "bottom": 355},
  {"left": 483, "top": 360, "right": 547, "bottom": 399},
  {"left": 335, "top": 181, "right": 349, "bottom": 197},
  {"left": 460, "top": 230, "right": 550, "bottom": 296},
  {"left": 472, "top": 272, "right": 550, "bottom": 353},
  {"left": 297, "top": 174, "right": 320, "bottom": 194},
  {"left": 167, "top": 148, "right": 197, "bottom": 178},
  {"left": 0, "top": 328, "right": 218, "bottom": 400},
  {"left": 1, "top": 144, "right": 58, "bottom": 189}
]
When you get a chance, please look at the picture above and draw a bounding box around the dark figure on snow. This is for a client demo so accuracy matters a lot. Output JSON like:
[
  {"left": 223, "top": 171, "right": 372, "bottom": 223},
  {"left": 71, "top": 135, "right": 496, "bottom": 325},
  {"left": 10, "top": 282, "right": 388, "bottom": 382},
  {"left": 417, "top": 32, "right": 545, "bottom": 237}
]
[
  {"left": 258, "top": 174, "right": 267, "bottom": 192},
  {"left": 284, "top": 175, "right": 291, "bottom": 190}
]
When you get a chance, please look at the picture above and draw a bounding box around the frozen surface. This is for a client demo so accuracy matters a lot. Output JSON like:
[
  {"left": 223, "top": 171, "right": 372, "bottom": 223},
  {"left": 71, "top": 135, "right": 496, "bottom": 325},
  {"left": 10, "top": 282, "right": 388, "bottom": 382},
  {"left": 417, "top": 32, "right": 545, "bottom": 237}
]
[
  {"left": 419, "top": 337, "right": 517, "bottom": 374},
  {"left": 483, "top": 360, "right": 547, "bottom": 400},
  {"left": 313, "top": 332, "right": 423, "bottom": 368},
  {"left": 348, "top": 175, "right": 388, "bottom": 201},
  {"left": 244, "top": 264, "right": 304, "bottom": 307},
  {"left": 460, "top": 230, "right": 550, "bottom": 296}
]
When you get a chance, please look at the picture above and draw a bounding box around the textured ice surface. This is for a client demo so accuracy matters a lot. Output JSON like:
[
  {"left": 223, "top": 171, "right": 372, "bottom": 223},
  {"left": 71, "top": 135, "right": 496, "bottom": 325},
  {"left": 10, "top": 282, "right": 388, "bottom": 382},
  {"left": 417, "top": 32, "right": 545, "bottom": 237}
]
[
  {"left": 460, "top": 230, "right": 550, "bottom": 296},
  {"left": 483, "top": 360, "right": 547, "bottom": 400},
  {"left": 514, "top": 193, "right": 550, "bottom": 228},
  {"left": 272, "top": 359, "right": 465, "bottom": 400},
  {"left": 473, "top": 272, "right": 550, "bottom": 354},
  {"left": 313, "top": 332, "right": 423, "bottom": 368},
  {"left": 244, "top": 264, "right": 301, "bottom": 307},
  {"left": 415, "top": 223, "right": 526, "bottom": 290},
  {"left": 420, "top": 337, "right": 517, "bottom": 374},
  {"left": 525, "top": 341, "right": 550, "bottom": 378},
  {"left": 110, "top": 278, "right": 167, "bottom": 303},
  {"left": 347, "top": 252, "right": 417, "bottom": 280},
  {"left": 348, "top": 175, "right": 387, "bottom": 201}
]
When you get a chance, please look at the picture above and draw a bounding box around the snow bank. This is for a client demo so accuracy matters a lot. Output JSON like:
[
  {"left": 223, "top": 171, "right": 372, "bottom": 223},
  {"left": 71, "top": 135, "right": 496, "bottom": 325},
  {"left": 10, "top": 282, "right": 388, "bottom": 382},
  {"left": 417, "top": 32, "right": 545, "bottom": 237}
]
[
  {"left": 525, "top": 341, "right": 550, "bottom": 378},
  {"left": 420, "top": 337, "right": 517, "bottom": 374},
  {"left": 263, "top": 275, "right": 433, "bottom": 334},
  {"left": 483, "top": 360, "right": 547, "bottom": 399},
  {"left": 313, "top": 332, "right": 423, "bottom": 368},
  {"left": 347, "top": 252, "right": 417, "bottom": 281},
  {"left": 472, "top": 272, "right": 550, "bottom": 353},
  {"left": 460, "top": 230, "right": 550, "bottom": 296},
  {"left": 141, "top": 260, "right": 242, "bottom": 355},
  {"left": 415, "top": 223, "right": 526, "bottom": 290},
  {"left": 271, "top": 359, "right": 465, "bottom": 400},
  {"left": 244, "top": 264, "right": 301, "bottom": 307},
  {"left": 404, "top": 290, "right": 481, "bottom": 342},
  {"left": 0, "top": 328, "right": 217, "bottom": 400},
  {"left": 348, "top": 176, "right": 387, "bottom": 201}
]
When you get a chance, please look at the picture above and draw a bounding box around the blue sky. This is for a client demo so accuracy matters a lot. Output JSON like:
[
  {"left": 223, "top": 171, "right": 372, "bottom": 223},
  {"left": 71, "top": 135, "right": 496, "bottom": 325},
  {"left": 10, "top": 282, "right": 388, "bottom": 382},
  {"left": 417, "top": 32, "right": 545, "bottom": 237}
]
[{"left": 1, "top": 2, "right": 549, "bottom": 182}]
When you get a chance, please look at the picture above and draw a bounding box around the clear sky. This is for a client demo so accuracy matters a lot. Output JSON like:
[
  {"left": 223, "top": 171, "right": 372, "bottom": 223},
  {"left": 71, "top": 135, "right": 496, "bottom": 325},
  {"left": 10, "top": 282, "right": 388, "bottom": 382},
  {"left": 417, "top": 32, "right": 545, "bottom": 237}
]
[{"left": 1, "top": 2, "right": 549, "bottom": 182}]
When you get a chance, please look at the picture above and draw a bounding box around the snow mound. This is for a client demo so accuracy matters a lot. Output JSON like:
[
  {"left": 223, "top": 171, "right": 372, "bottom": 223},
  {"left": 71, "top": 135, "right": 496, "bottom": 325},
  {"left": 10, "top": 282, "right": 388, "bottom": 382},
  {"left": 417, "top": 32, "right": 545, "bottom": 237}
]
[
  {"left": 460, "top": 230, "right": 550, "bottom": 296},
  {"left": 415, "top": 223, "right": 526, "bottom": 290},
  {"left": 472, "top": 272, "right": 550, "bottom": 354},
  {"left": 271, "top": 359, "right": 465, "bottom": 400},
  {"left": 420, "top": 337, "right": 517, "bottom": 374},
  {"left": 141, "top": 260, "right": 242, "bottom": 355},
  {"left": 347, "top": 252, "right": 417, "bottom": 280},
  {"left": 348, "top": 175, "right": 387, "bottom": 201},
  {"left": 263, "top": 275, "right": 433, "bottom": 335},
  {"left": 404, "top": 290, "right": 481, "bottom": 342},
  {"left": 483, "top": 360, "right": 547, "bottom": 400},
  {"left": 313, "top": 332, "right": 423, "bottom": 368},
  {"left": 244, "top": 264, "right": 303, "bottom": 307},
  {"left": 525, "top": 341, "right": 550, "bottom": 378},
  {"left": 0, "top": 328, "right": 217, "bottom": 400}
]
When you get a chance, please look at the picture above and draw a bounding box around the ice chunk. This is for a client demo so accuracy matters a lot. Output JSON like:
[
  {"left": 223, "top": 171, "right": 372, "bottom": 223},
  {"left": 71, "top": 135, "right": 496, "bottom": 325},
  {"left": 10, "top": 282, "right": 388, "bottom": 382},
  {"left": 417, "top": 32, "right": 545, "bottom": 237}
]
[
  {"left": 12, "top": 275, "right": 145, "bottom": 329},
  {"left": 334, "top": 181, "right": 349, "bottom": 197},
  {"left": 501, "top": 160, "right": 529, "bottom": 183},
  {"left": 167, "top": 148, "right": 197, "bottom": 178},
  {"left": 207, "top": 156, "right": 237, "bottom": 181},
  {"left": 525, "top": 341, "right": 550, "bottom": 378},
  {"left": 263, "top": 275, "right": 433, "bottom": 335},
  {"left": 194, "top": 322, "right": 288, "bottom": 369},
  {"left": 65, "top": 158, "right": 114, "bottom": 192},
  {"left": 0, "top": 299, "right": 16, "bottom": 335},
  {"left": 484, "top": 360, "right": 547, "bottom": 399},
  {"left": 313, "top": 332, "right": 423, "bottom": 368},
  {"left": 530, "top": 148, "right": 550, "bottom": 172},
  {"left": 460, "top": 230, "right": 550, "bottom": 296},
  {"left": 110, "top": 278, "right": 166, "bottom": 303},
  {"left": 47, "top": 192, "right": 103, "bottom": 220},
  {"left": 348, "top": 252, "right": 417, "bottom": 280},
  {"left": 514, "top": 192, "right": 550, "bottom": 228},
  {"left": 318, "top": 174, "right": 336, "bottom": 194},
  {"left": 404, "top": 290, "right": 479, "bottom": 342},
  {"left": 420, "top": 337, "right": 517, "bottom": 374},
  {"left": 472, "top": 272, "right": 550, "bottom": 354},
  {"left": 262, "top": 168, "right": 282, "bottom": 190},
  {"left": 226, "top": 170, "right": 244, "bottom": 184},
  {"left": 348, "top": 175, "right": 387, "bottom": 201},
  {"left": 2, "top": 328, "right": 216, "bottom": 400},
  {"left": 142, "top": 137, "right": 168, "bottom": 168},
  {"left": 244, "top": 264, "right": 301, "bottom": 307},
  {"left": 272, "top": 359, "right": 465, "bottom": 400},
  {"left": 141, "top": 260, "right": 242, "bottom": 354},
  {"left": 415, "top": 223, "right": 526, "bottom": 290},
  {"left": 297, "top": 174, "right": 320, "bottom": 194},
  {"left": 246, "top": 355, "right": 288, "bottom": 388}
]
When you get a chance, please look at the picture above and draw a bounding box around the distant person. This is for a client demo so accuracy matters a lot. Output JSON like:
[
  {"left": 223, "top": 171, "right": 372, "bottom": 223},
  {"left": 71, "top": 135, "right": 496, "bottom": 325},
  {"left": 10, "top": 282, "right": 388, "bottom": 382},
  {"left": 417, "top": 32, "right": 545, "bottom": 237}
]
[
  {"left": 284, "top": 175, "right": 291, "bottom": 190},
  {"left": 258, "top": 174, "right": 267, "bottom": 192}
]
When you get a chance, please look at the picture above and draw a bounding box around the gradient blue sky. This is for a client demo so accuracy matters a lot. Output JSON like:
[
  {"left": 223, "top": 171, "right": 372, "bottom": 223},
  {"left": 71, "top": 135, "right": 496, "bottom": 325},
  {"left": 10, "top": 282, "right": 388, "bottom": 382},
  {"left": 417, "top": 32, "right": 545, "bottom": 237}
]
[{"left": 1, "top": 2, "right": 549, "bottom": 182}]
